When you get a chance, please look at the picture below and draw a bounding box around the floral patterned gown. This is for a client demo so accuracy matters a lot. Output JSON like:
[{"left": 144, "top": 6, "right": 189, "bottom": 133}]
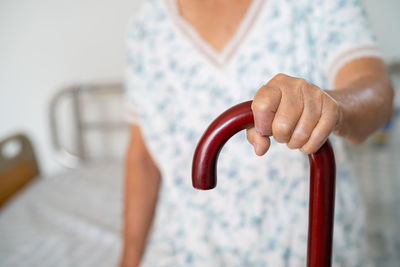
[{"left": 125, "top": 0, "right": 380, "bottom": 266}]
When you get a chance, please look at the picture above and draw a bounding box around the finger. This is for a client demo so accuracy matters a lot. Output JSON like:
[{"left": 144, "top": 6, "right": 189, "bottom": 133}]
[
  {"left": 246, "top": 127, "right": 271, "bottom": 156},
  {"left": 272, "top": 79, "right": 305, "bottom": 143},
  {"left": 301, "top": 102, "right": 337, "bottom": 154},
  {"left": 251, "top": 85, "right": 281, "bottom": 136},
  {"left": 287, "top": 85, "right": 323, "bottom": 149}
]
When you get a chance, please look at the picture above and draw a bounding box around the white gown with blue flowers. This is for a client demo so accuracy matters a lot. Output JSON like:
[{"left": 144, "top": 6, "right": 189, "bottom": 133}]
[{"left": 125, "top": 0, "right": 380, "bottom": 266}]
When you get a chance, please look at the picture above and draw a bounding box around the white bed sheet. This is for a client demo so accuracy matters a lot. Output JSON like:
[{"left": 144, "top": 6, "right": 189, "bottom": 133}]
[{"left": 0, "top": 161, "right": 123, "bottom": 267}]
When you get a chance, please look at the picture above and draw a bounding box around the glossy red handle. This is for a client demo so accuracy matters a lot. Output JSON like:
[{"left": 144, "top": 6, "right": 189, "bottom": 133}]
[{"left": 192, "top": 100, "right": 336, "bottom": 267}]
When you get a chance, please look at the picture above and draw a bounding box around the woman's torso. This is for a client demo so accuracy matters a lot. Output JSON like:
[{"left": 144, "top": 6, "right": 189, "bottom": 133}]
[{"left": 125, "top": 0, "right": 371, "bottom": 266}]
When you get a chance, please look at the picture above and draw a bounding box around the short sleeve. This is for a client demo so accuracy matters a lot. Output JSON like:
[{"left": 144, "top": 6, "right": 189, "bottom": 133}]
[
  {"left": 312, "top": 0, "right": 382, "bottom": 86},
  {"left": 123, "top": 17, "right": 148, "bottom": 126}
]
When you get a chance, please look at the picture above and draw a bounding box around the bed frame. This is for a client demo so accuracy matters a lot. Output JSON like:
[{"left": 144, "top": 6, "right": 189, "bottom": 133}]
[
  {"left": 49, "top": 82, "right": 130, "bottom": 168},
  {"left": 0, "top": 83, "right": 129, "bottom": 207},
  {"left": 0, "top": 133, "right": 40, "bottom": 208}
]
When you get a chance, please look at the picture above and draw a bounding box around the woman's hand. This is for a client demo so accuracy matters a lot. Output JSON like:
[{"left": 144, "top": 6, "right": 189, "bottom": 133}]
[{"left": 247, "top": 73, "right": 342, "bottom": 155}]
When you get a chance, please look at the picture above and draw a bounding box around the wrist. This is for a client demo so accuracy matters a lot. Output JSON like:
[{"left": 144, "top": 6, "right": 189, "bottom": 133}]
[
  {"left": 121, "top": 244, "right": 143, "bottom": 267},
  {"left": 325, "top": 89, "right": 346, "bottom": 136}
]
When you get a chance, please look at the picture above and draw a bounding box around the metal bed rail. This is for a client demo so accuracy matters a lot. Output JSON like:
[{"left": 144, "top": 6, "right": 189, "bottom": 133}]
[{"left": 49, "top": 83, "right": 129, "bottom": 168}]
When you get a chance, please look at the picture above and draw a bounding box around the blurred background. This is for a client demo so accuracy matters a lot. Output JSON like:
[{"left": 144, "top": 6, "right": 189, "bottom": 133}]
[
  {"left": 0, "top": 0, "right": 399, "bottom": 266},
  {"left": 0, "top": 0, "right": 142, "bottom": 174}
]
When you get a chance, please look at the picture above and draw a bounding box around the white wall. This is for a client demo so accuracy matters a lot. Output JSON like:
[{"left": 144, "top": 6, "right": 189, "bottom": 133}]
[
  {"left": 363, "top": 0, "right": 400, "bottom": 63},
  {"left": 0, "top": 0, "right": 142, "bottom": 175},
  {"left": 0, "top": 0, "right": 399, "bottom": 175},
  {"left": 363, "top": 0, "right": 400, "bottom": 108}
]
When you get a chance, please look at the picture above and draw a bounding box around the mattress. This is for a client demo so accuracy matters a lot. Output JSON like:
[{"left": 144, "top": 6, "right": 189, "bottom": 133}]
[{"left": 0, "top": 161, "right": 123, "bottom": 267}]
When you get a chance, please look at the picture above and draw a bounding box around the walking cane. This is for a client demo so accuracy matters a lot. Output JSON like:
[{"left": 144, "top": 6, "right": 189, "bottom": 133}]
[{"left": 192, "top": 101, "right": 336, "bottom": 267}]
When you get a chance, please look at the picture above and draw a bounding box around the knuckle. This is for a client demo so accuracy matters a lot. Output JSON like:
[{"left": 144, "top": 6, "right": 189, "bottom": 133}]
[
  {"left": 252, "top": 98, "right": 270, "bottom": 113},
  {"left": 296, "top": 78, "right": 309, "bottom": 87},
  {"left": 287, "top": 130, "right": 309, "bottom": 149},
  {"left": 273, "top": 73, "right": 288, "bottom": 80},
  {"left": 296, "top": 79, "right": 312, "bottom": 94},
  {"left": 273, "top": 121, "right": 292, "bottom": 140},
  {"left": 311, "top": 85, "right": 323, "bottom": 97},
  {"left": 293, "top": 130, "right": 309, "bottom": 143},
  {"left": 311, "top": 130, "right": 329, "bottom": 145}
]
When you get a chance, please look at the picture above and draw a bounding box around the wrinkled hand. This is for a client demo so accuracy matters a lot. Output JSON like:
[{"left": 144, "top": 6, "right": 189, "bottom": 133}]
[{"left": 247, "top": 73, "right": 342, "bottom": 155}]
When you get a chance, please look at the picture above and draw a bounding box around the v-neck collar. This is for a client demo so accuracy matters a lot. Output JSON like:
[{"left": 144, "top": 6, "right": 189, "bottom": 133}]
[{"left": 165, "top": 0, "right": 265, "bottom": 67}]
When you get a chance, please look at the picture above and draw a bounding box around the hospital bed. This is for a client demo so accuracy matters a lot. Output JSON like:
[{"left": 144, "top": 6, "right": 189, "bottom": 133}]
[
  {"left": 0, "top": 69, "right": 399, "bottom": 266},
  {"left": 0, "top": 83, "right": 129, "bottom": 267}
]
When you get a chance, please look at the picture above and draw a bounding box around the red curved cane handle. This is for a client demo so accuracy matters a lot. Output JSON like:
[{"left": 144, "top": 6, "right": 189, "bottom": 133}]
[{"left": 192, "top": 100, "right": 336, "bottom": 267}]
